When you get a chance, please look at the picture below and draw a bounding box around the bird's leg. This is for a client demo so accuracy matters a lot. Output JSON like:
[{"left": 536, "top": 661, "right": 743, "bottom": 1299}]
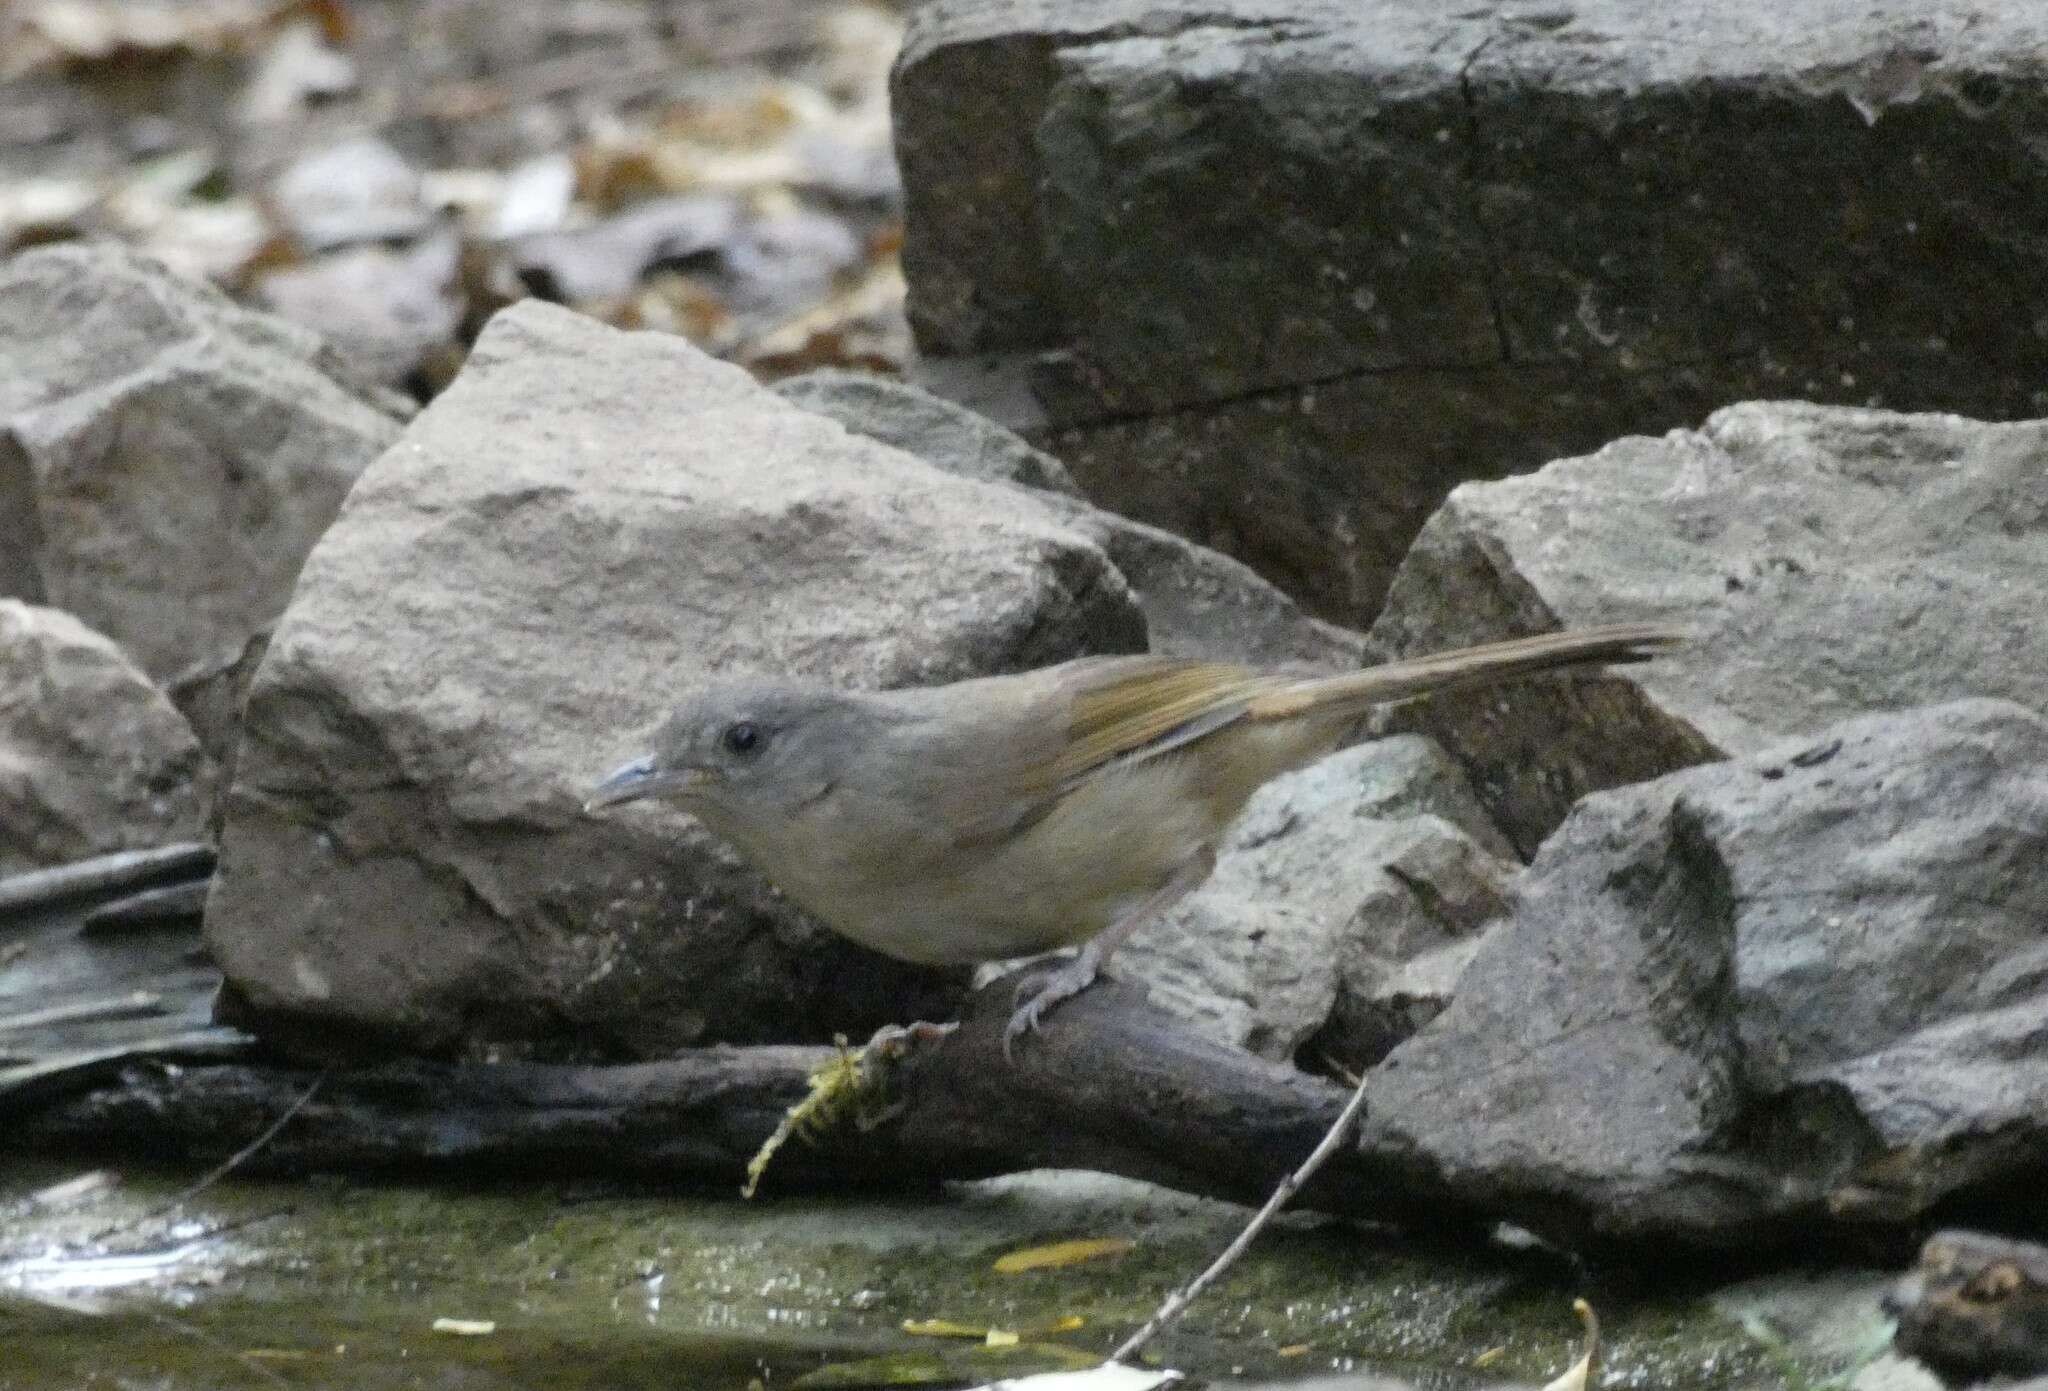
[{"left": 1004, "top": 844, "right": 1217, "bottom": 1060}]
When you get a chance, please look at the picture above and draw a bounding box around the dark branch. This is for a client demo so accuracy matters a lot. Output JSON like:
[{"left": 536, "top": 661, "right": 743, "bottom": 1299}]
[{"left": 11, "top": 975, "right": 1421, "bottom": 1221}]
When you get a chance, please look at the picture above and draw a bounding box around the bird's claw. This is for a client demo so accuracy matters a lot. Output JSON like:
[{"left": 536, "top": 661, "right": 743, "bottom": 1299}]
[{"left": 1002, "top": 956, "right": 1099, "bottom": 1063}]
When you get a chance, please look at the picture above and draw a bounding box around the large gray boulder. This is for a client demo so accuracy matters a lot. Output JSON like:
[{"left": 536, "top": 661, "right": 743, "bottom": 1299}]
[
  {"left": 0, "top": 242, "right": 406, "bottom": 684},
  {"left": 1367, "top": 402, "right": 2048, "bottom": 852},
  {"left": 1118, "top": 736, "right": 1516, "bottom": 1066},
  {"left": 895, "top": 0, "right": 2048, "bottom": 622},
  {"left": 0, "top": 600, "right": 211, "bottom": 874},
  {"left": 775, "top": 368, "right": 1366, "bottom": 671},
  {"left": 205, "top": 301, "right": 1148, "bottom": 1058},
  {"left": 1360, "top": 699, "right": 2048, "bottom": 1249}
]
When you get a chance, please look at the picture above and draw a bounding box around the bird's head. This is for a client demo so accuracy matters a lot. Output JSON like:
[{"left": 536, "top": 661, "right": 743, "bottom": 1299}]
[{"left": 583, "top": 679, "right": 860, "bottom": 828}]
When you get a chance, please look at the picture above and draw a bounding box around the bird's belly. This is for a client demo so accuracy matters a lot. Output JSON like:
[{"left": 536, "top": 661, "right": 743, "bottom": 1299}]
[{"left": 797, "top": 758, "right": 1225, "bottom": 966}]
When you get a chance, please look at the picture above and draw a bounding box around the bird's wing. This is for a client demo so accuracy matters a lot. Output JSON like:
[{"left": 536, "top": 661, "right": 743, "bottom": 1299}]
[
  {"left": 929, "top": 659, "right": 1277, "bottom": 856},
  {"left": 1036, "top": 656, "right": 1283, "bottom": 795}
]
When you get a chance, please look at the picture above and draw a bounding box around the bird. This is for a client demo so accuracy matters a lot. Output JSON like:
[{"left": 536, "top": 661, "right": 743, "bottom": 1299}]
[{"left": 585, "top": 624, "right": 1678, "bottom": 1054}]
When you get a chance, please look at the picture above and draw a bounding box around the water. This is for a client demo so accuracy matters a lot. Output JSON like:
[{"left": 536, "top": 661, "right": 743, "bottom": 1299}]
[{"left": 0, "top": 1161, "right": 1895, "bottom": 1390}]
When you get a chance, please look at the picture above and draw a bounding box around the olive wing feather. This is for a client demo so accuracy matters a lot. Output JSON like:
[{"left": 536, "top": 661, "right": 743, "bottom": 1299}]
[{"left": 937, "top": 656, "right": 1286, "bottom": 849}]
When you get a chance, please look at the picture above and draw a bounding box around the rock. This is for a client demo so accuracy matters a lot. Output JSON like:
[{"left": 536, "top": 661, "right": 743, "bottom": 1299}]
[
  {"left": 237, "top": 19, "right": 358, "bottom": 126},
  {"left": 0, "top": 600, "right": 211, "bottom": 874},
  {"left": 1320, "top": 931, "right": 1490, "bottom": 1078},
  {"left": 1077, "top": 510, "right": 1368, "bottom": 670},
  {"left": 1888, "top": 1230, "right": 2048, "bottom": 1385},
  {"left": 205, "top": 300, "right": 1148, "bottom": 1059},
  {"left": 894, "top": 0, "right": 2048, "bottom": 623},
  {"left": 1117, "top": 736, "right": 1516, "bottom": 1065},
  {"left": 509, "top": 194, "right": 742, "bottom": 304},
  {"left": 1359, "top": 699, "right": 2048, "bottom": 1249},
  {"left": 778, "top": 368, "right": 1367, "bottom": 670},
  {"left": 271, "top": 136, "right": 433, "bottom": 251},
  {"left": 1366, "top": 401, "right": 2048, "bottom": 853},
  {"left": 0, "top": 242, "right": 406, "bottom": 684},
  {"left": 254, "top": 232, "right": 465, "bottom": 390},
  {"left": 167, "top": 628, "right": 269, "bottom": 816},
  {"left": 772, "top": 368, "right": 1084, "bottom": 496}
]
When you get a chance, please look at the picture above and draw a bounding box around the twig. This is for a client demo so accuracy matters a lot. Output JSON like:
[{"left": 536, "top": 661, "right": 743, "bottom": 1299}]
[
  {"left": 0, "top": 992, "right": 165, "bottom": 1033},
  {"left": 1109, "top": 1067, "right": 1372, "bottom": 1364},
  {"left": 0, "top": 845, "right": 213, "bottom": 917},
  {"left": 79, "top": 878, "right": 212, "bottom": 936},
  {"left": 96, "top": 1074, "right": 325, "bottom": 1242},
  {"left": 154, "top": 1073, "right": 325, "bottom": 1214}
]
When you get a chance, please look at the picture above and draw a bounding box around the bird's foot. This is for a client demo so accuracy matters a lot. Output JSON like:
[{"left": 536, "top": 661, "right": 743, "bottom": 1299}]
[
  {"left": 860, "top": 1019, "right": 958, "bottom": 1068},
  {"left": 1004, "top": 951, "right": 1101, "bottom": 1062}
]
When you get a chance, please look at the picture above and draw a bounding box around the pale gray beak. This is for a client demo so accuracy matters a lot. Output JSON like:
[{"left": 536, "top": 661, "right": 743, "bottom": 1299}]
[{"left": 584, "top": 755, "right": 710, "bottom": 812}]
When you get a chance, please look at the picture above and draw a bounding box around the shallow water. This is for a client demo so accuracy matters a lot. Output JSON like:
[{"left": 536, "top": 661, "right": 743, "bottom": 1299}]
[{"left": 0, "top": 1161, "right": 1908, "bottom": 1390}]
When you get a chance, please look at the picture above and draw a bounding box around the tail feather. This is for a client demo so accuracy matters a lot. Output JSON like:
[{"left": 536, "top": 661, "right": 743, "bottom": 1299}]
[{"left": 1247, "top": 623, "right": 1681, "bottom": 722}]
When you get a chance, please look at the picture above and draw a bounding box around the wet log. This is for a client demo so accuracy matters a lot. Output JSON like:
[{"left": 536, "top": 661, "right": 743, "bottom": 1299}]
[
  {"left": 8, "top": 974, "right": 1416, "bottom": 1221},
  {"left": 1889, "top": 1229, "right": 2048, "bottom": 1384}
]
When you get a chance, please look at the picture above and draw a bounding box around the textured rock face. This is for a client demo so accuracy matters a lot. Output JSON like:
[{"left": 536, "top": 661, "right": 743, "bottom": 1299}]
[
  {"left": 1360, "top": 700, "right": 2048, "bottom": 1248},
  {"left": 777, "top": 367, "right": 1366, "bottom": 671},
  {"left": 0, "top": 600, "right": 211, "bottom": 874},
  {"left": 772, "top": 368, "right": 1085, "bottom": 497},
  {"left": 0, "top": 242, "right": 405, "bottom": 684},
  {"left": 205, "top": 301, "right": 1148, "bottom": 1058},
  {"left": 1117, "top": 736, "right": 1516, "bottom": 1065},
  {"left": 1367, "top": 401, "right": 2048, "bottom": 853},
  {"left": 894, "top": 0, "right": 2048, "bottom": 621}
]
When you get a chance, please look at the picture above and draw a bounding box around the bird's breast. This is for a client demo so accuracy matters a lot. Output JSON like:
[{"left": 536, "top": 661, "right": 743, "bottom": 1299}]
[{"left": 748, "top": 756, "right": 1226, "bottom": 965}]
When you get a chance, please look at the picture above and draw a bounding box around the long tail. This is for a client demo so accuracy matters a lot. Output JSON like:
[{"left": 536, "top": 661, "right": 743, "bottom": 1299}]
[{"left": 1247, "top": 623, "right": 1682, "bottom": 722}]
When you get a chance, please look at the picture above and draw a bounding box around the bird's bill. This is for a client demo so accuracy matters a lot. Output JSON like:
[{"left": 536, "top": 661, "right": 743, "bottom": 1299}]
[{"left": 583, "top": 756, "right": 711, "bottom": 812}]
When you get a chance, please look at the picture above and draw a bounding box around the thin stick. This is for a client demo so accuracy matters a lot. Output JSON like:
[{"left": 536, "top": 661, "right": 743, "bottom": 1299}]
[
  {"left": 1109, "top": 1068, "right": 1372, "bottom": 1365},
  {"left": 95, "top": 1074, "right": 325, "bottom": 1242},
  {"left": 155, "top": 1074, "right": 325, "bottom": 1213}
]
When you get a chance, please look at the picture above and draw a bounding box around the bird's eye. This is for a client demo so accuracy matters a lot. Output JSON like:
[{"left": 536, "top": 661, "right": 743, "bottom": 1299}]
[{"left": 722, "top": 721, "right": 761, "bottom": 756}]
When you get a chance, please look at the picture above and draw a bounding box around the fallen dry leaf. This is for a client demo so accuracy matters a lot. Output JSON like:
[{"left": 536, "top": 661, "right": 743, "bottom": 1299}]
[{"left": 992, "top": 1238, "right": 1136, "bottom": 1275}]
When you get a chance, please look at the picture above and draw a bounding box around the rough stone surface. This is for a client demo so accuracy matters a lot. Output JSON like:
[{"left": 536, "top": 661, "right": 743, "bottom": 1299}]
[
  {"left": 772, "top": 368, "right": 1084, "bottom": 496},
  {"left": 254, "top": 233, "right": 465, "bottom": 390},
  {"left": 206, "top": 300, "right": 1149, "bottom": 1059},
  {"left": 1359, "top": 700, "right": 2048, "bottom": 1249},
  {"left": 0, "top": 242, "right": 406, "bottom": 683},
  {"left": 1366, "top": 401, "right": 2048, "bottom": 854},
  {"left": 895, "top": 0, "right": 2048, "bottom": 622},
  {"left": 1117, "top": 735, "right": 1516, "bottom": 1064},
  {"left": 0, "top": 600, "right": 211, "bottom": 874},
  {"left": 167, "top": 628, "right": 270, "bottom": 825},
  {"left": 780, "top": 367, "right": 1366, "bottom": 670}
]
